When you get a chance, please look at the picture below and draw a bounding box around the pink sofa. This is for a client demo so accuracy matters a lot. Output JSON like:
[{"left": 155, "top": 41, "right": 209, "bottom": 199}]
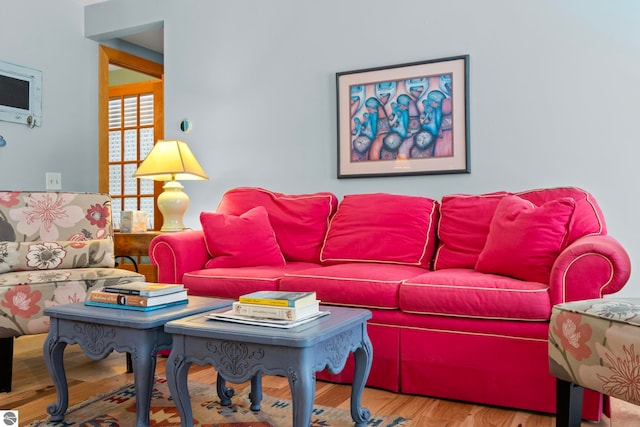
[{"left": 149, "top": 187, "right": 631, "bottom": 421}]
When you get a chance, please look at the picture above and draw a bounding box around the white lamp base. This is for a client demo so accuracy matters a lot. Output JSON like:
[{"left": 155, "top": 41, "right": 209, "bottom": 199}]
[{"left": 157, "top": 180, "right": 189, "bottom": 232}]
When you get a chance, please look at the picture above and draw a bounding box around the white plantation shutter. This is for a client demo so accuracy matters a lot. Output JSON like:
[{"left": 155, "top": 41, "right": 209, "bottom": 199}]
[{"left": 108, "top": 90, "right": 156, "bottom": 229}]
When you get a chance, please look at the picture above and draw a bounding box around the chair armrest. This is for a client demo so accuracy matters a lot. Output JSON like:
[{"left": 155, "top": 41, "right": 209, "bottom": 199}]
[
  {"left": 549, "top": 234, "right": 631, "bottom": 305},
  {"left": 149, "top": 230, "right": 209, "bottom": 284}
]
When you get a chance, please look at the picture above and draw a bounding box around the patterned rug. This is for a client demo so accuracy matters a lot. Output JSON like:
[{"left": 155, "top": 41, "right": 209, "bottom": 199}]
[{"left": 28, "top": 376, "right": 411, "bottom": 426}]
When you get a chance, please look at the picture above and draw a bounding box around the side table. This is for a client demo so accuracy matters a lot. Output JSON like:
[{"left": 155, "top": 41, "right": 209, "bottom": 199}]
[
  {"left": 43, "top": 296, "right": 232, "bottom": 427},
  {"left": 114, "top": 231, "right": 162, "bottom": 282},
  {"left": 165, "top": 305, "right": 373, "bottom": 427}
]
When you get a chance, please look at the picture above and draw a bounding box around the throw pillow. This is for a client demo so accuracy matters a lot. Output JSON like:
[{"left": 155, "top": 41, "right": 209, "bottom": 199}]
[
  {"left": 475, "top": 195, "right": 576, "bottom": 283},
  {"left": 319, "top": 193, "right": 439, "bottom": 267},
  {"left": 200, "top": 206, "right": 285, "bottom": 268}
]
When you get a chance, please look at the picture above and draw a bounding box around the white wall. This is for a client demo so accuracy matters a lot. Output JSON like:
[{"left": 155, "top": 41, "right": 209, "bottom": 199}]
[
  {"left": 7, "top": 0, "right": 640, "bottom": 298},
  {"left": 0, "top": 0, "right": 99, "bottom": 191}
]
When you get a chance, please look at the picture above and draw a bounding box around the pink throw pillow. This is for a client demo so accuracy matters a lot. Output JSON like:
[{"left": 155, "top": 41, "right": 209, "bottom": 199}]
[
  {"left": 200, "top": 206, "right": 285, "bottom": 268},
  {"left": 475, "top": 195, "right": 576, "bottom": 283},
  {"left": 320, "top": 193, "right": 439, "bottom": 267}
]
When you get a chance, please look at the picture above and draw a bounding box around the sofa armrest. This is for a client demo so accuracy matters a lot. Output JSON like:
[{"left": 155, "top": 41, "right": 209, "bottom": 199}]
[
  {"left": 549, "top": 234, "right": 631, "bottom": 305},
  {"left": 149, "top": 230, "right": 210, "bottom": 283}
]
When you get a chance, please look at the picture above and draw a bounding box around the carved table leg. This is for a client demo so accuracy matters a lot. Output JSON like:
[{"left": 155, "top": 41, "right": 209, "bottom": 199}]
[
  {"left": 249, "top": 373, "right": 262, "bottom": 411},
  {"left": 216, "top": 372, "right": 235, "bottom": 406},
  {"left": 166, "top": 349, "right": 193, "bottom": 427},
  {"left": 43, "top": 333, "right": 69, "bottom": 421},
  {"left": 351, "top": 333, "right": 373, "bottom": 426},
  {"left": 131, "top": 339, "right": 157, "bottom": 427},
  {"left": 288, "top": 361, "right": 315, "bottom": 427}
]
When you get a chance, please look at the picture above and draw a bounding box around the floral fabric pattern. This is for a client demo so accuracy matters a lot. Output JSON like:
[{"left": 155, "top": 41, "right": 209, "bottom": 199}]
[
  {"left": 0, "top": 239, "right": 114, "bottom": 273},
  {"left": 549, "top": 298, "right": 640, "bottom": 406},
  {"left": 0, "top": 191, "right": 144, "bottom": 340},
  {"left": 26, "top": 242, "right": 66, "bottom": 269},
  {"left": 551, "top": 311, "right": 592, "bottom": 361},
  {"left": 1, "top": 284, "right": 42, "bottom": 318},
  {"left": 8, "top": 193, "right": 88, "bottom": 241},
  {"left": 0, "top": 268, "right": 142, "bottom": 337}
]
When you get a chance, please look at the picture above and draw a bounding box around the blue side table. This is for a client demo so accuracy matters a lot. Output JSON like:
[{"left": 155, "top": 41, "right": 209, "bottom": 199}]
[
  {"left": 165, "top": 305, "right": 373, "bottom": 427},
  {"left": 43, "top": 296, "right": 231, "bottom": 427}
]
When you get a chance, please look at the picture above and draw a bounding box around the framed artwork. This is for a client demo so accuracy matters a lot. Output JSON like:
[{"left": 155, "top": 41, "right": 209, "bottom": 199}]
[{"left": 336, "top": 55, "right": 469, "bottom": 178}]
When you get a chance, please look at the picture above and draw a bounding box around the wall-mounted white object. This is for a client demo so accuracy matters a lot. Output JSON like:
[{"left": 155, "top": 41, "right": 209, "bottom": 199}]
[
  {"left": 45, "top": 172, "right": 62, "bottom": 190},
  {"left": 0, "top": 60, "right": 42, "bottom": 127}
]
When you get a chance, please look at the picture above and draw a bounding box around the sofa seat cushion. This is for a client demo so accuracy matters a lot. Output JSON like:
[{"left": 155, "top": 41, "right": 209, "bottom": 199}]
[
  {"left": 320, "top": 193, "right": 439, "bottom": 268},
  {"left": 280, "top": 263, "right": 426, "bottom": 309},
  {"left": 400, "top": 269, "right": 551, "bottom": 320},
  {"left": 216, "top": 187, "right": 338, "bottom": 263},
  {"left": 0, "top": 267, "right": 142, "bottom": 338},
  {"left": 182, "top": 262, "right": 319, "bottom": 299}
]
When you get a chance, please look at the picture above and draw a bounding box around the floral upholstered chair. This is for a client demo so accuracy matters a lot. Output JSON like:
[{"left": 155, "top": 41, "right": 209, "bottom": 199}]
[
  {"left": 0, "top": 191, "right": 144, "bottom": 392},
  {"left": 549, "top": 298, "right": 640, "bottom": 426}
]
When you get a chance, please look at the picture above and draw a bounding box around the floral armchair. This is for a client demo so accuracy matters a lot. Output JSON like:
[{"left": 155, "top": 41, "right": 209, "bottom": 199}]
[{"left": 0, "top": 191, "right": 144, "bottom": 392}]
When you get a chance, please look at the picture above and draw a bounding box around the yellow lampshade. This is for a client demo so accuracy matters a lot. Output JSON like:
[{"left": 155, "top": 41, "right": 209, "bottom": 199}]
[
  {"left": 133, "top": 140, "right": 208, "bottom": 181},
  {"left": 133, "top": 139, "right": 208, "bottom": 232}
]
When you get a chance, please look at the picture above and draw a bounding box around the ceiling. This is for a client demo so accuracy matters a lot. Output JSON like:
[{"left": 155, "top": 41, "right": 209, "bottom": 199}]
[
  {"left": 73, "top": 0, "right": 164, "bottom": 54},
  {"left": 120, "top": 28, "right": 164, "bottom": 54}
]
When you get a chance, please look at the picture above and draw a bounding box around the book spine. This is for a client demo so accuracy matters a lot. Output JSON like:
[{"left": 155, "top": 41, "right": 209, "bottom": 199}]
[
  {"left": 233, "top": 302, "right": 296, "bottom": 320},
  {"left": 86, "top": 300, "right": 188, "bottom": 311},
  {"left": 89, "top": 291, "right": 149, "bottom": 307},
  {"left": 237, "top": 297, "right": 293, "bottom": 307},
  {"left": 102, "top": 288, "right": 142, "bottom": 296}
]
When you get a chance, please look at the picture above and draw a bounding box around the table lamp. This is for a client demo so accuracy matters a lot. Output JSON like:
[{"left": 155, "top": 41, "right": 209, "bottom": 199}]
[{"left": 133, "top": 139, "right": 208, "bottom": 232}]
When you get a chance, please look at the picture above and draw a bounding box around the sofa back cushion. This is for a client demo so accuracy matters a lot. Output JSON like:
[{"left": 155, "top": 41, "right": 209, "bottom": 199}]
[
  {"left": 433, "top": 192, "right": 509, "bottom": 270},
  {"left": 433, "top": 187, "right": 606, "bottom": 271},
  {"left": 216, "top": 187, "right": 338, "bottom": 263},
  {"left": 516, "top": 187, "right": 606, "bottom": 243},
  {"left": 0, "top": 191, "right": 115, "bottom": 271},
  {"left": 319, "top": 193, "right": 439, "bottom": 268}
]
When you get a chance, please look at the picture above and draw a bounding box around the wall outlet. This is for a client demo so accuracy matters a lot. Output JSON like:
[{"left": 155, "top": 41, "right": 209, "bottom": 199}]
[{"left": 46, "top": 172, "right": 62, "bottom": 190}]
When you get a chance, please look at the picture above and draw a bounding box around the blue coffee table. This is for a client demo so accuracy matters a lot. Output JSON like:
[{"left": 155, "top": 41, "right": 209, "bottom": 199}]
[
  {"left": 43, "top": 296, "right": 231, "bottom": 427},
  {"left": 165, "top": 305, "right": 373, "bottom": 427}
]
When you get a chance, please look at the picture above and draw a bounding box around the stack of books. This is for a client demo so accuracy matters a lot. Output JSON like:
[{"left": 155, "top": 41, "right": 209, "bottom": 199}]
[
  {"left": 207, "top": 291, "right": 328, "bottom": 328},
  {"left": 86, "top": 282, "right": 188, "bottom": 311}
]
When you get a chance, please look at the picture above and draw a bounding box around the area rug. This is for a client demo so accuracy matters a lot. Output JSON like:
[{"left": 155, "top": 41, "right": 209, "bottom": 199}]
[{"left": 29, "top": 376, "right": 411, "bottom": 426}]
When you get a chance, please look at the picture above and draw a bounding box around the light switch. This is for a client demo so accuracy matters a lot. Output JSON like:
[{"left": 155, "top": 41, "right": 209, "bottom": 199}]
[{"left": 46, "top": 172, "right": 62, "bottom": 190}]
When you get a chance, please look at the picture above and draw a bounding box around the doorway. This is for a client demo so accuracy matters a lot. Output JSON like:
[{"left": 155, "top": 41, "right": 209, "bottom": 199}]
[{"left": 98, "top": 45, "right": 164, "bottom": 230}]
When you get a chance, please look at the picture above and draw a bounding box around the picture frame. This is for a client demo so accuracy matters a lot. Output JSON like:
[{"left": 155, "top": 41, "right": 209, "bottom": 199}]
[{"left": 336, "top": 55, "right": 469, "bottom": 178}]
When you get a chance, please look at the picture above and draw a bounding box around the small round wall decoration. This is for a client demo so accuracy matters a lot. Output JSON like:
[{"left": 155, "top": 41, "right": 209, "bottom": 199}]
[{"left": 179, "top": 119, "right": 192, "bottom": 133}]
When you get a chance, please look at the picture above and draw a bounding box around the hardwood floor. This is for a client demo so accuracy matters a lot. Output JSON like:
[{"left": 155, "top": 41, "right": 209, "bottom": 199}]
[{"left": 3, "top": 334, "right": 639, "bottom": 426}]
